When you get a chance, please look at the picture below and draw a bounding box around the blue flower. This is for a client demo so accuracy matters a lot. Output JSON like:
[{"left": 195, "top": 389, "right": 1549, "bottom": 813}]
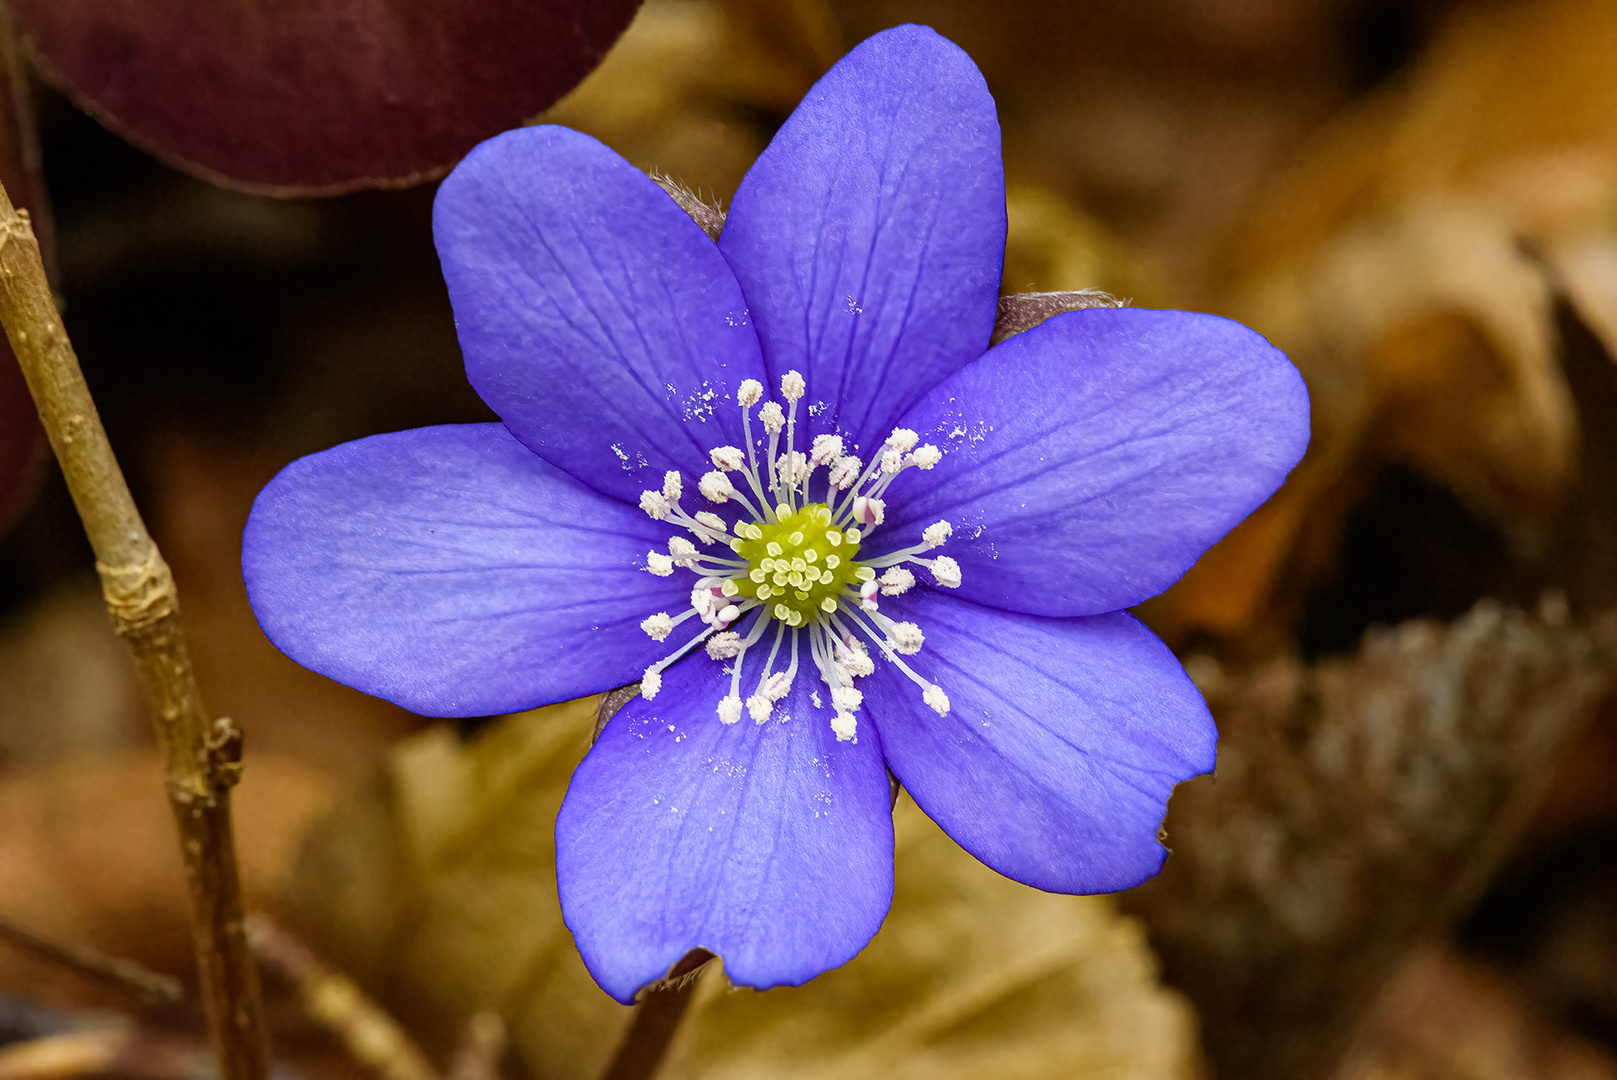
[{"left": 241, "top": 25, "right": 1309, "bottom": 1003}]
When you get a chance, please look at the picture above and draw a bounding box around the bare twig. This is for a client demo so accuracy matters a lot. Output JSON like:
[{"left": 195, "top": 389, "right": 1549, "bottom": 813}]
[
  {"left": 0, "top": 915, "right": 182, "bottom": 1006},
  {"left": 600, "top": 950, "right": 714, "bottom": 1080},
  {"left": 246, "top": 915, "right": 439, "bottom": 1080},
  {"left": 0, "top": 182, "right": 268, "bottom": 1080}
]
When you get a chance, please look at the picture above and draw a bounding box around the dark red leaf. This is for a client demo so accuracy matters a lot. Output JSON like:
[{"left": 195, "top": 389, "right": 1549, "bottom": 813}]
[{"left": 12, "top": 0, "right": 644, "bottom": 195}]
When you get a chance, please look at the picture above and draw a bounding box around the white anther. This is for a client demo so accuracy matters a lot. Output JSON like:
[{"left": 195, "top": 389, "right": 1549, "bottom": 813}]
[
  {"left": 639, "top": 490, "right": 672, "bottom": 520},
  {"left": 879, "top": 566, "right": 916, "bottom": 596},
  {"left": 827, "top": 456, "right": 862, "bottom": 489},
  {"left": 783, "top": 451, "right": 809, "bottom": 485},
  {"left": 781, "top": 370, "right": 806, "bottom": 402},
  {"left": 922, "top": 521, "right": 953, "bottom": 549},
  {"left": 640, "top": 612, "right": 674, "bottom": 641},
  {"left": 923, "top": 685, "right": 950, "bottom": 716},
  {"left": 747, "top": 695, "right": 773, "bottom": 723},
  {"left": 886, "top": 428, "right": 919, "bottom": 452},
  {"left": 851, "top": 496, "right": 885, "bottom": 526},
  {"left": 930, "top": 556, "right": 962, "bottom": 588},
  {"left": 709, "top": 446, "right": 746, "bottom": 472},
  {"left": 668, "top": 536, "right": 700, "bottom": 567},
  {"left": 690, "top": 585, "right": 716, "bottom": 615},
  {"left": 887, "top": 621, "right": 925, "bottom": 655},
  {"left": 836, "top": 640, "right": 875, "bottom": 679},
  {"left": 662, "top": 470, "right": 683, "bottom": 501},
  {"left": 911, "top": 444, "right": 942, "bottom": 469},
  {"left": 831, "top": 711, "right": 858, "bottom": 742},
  {"left": 718, "top": 696, "right": 744, "bottom": 725},
  {"left": 759, "top": 401, "right": 785, "bottom": 434},
  {"left": 717, "top": 603, "right": 740, "bottom": 624},
  {"left": 641, "top": 666, "right": 663, "bottom": 699},
  {"left": 738, "top": 379, "right": 763, "bottom": 407},
  {"left": 764, "top": 671, "right": 793, "bottom": 700},
  {"left": 831, "top": 686, "right": 863, "bottom": 713},
  {"left": 880, "top": 449, "right": 904, "bottom": 475},
  {"left": 705, "top": 632, "right": 743, "bottom": 660},
  {"left": 861, "top": 579, "right": 880, "bottom": 601},
  {"left": 691, "top": 511, "right": 728, "bottom": 543},
  {"left": 698, "top": 471, "right": 737, "bottom": 503},
  {"left": 811, "top": 434, "right": 844, "bottom": 465},
  {"left": 645, "top": 551, "right": 674, "bottom": 576}
]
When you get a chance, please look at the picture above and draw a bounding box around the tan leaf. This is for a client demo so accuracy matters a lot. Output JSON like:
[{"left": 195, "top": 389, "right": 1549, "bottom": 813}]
[{"left": 287, "top": 697, "right": 1203, "bottom": 1080}]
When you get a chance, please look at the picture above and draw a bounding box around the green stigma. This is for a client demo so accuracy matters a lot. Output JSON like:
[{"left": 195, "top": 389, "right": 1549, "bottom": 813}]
[{"left": 729, "top": 503, "right": 873, "bottom": 626}]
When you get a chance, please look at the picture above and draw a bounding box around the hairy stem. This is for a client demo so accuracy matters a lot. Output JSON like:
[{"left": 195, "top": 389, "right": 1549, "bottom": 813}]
[
  {"left": 599, "top": 950, "right": 713, "bottom": 1080},
  {"left": 0, "top": 181, "right": 269, "bottom": 1080}
]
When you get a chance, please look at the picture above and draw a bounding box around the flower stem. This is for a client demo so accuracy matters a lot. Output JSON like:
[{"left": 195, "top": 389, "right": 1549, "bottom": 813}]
[
  {"left": 599, "top": 950, "right": 713, "bottom": 1080},
  {"left": 0, "top": 181, "right": 270, "bottom": 1080}
]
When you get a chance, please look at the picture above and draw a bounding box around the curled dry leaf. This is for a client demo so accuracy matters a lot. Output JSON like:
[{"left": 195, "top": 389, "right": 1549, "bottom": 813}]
[
  {"left": 1146, "top": 0, "right": 1617, "bottom": 647},
  {"left": 1123, "top": 601, "right": 1617, "bottom": 1080},
  {"left": 10, "top": 0, "right": 644, "bottom": 195},
  {"left": 286, "top": 696, "right": 1202, "bottom": 1080}
]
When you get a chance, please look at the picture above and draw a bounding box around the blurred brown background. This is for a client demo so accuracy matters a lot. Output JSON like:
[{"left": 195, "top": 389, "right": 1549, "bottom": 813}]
[{"left": 2, "top": 1, "right": 1617, "bottom": 1078}]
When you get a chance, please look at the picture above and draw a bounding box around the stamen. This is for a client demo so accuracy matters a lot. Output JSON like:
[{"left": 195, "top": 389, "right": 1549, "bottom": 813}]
[
  {"left": 668, "top": 537, "right": 700, "bottom": 567},
  {"left": 627, "top": 371, "right": 953, "bottom": 734},
  {"left": 811, "top": 434, "right": 844, "bottom": 466},
  {"left": 851, "top": 496, "right": 885, "bottom": 526},
  {"left": 694, "top": 510, "right": 728, "bottom": 537},
  {"left": 879, "top": 566, "right": 915, "bottom": 595},
  {"left": 641, "top": 666, "right": 663, "bottom": 698},
  {"left": 827, "top": 455, "right": 861, "bottom": 491},
  {"left": 698, "top": 470, "right": 738, "bottom": 503},
  {"left": 706, "top": 631, "right": 743, "bottom": 659},
  {"left": 832, "top": 605, "right": 944, "bottom": 712},
  {"left": 639, "top": 490, "right": 672, "bottom": 520},
  {"left": 878, "top": 616, "right": 925, "bottom": 655}
]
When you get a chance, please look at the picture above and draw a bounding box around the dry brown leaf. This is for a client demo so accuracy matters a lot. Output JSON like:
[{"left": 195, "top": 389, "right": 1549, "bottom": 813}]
[
  {"left": 1124, "top": 602, "right": 1617, "bottom": 1080},
  {"left": 1149, "top": 0, "right": 1617, "bottom": 646},
  {"left": 0, "top": 751, "right": 335, "bottom": 999},
  {"left": 0, "top": 579, "right": 139, "bottom": 769},
  {"left": 287, "top": 697, "right": 1203, "bottom": 1080},
  {"left": 1335, "top": 947, "right": 1617, "bottom": 1080}
]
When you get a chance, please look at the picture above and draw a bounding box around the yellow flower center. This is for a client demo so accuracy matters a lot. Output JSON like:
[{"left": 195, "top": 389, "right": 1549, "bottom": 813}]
[{"left": 731, "top": 503, "right": 868, "bottom": 625}]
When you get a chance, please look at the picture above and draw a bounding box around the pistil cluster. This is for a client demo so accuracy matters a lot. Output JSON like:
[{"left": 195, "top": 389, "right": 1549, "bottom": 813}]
[{"left": 635, "top": 372, "right": 962, "bottom": 741}]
